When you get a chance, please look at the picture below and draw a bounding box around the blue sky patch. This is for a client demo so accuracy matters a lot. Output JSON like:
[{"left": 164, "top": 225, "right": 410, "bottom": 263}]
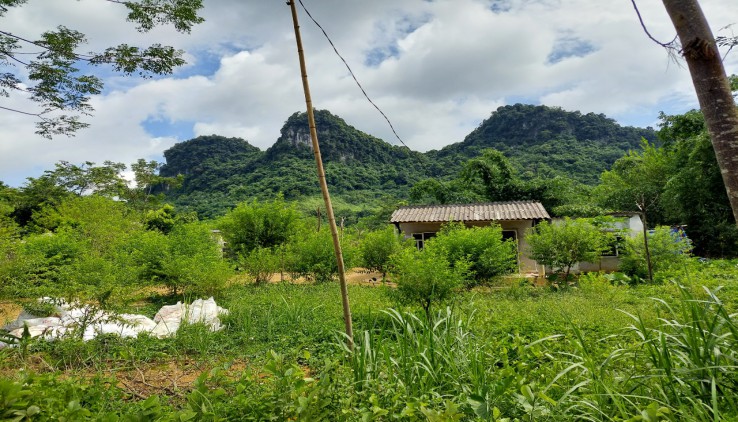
[
  {"left": 489, "top": 0, "right": 512, "bottom": 13},
  {"left": 364, "top": 13, "right": 431, "bottom": 68},
  {"left": 547, "top": 37, "right": 596, "bottom": 64},
  {"left": 364, "top": 44, "right": 400, "bottom": 67},
  {"left": 142, "top": 116, "right": 195, "bottom": 140}
]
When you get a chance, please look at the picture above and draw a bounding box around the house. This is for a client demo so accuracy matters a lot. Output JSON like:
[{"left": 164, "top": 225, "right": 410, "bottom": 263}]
[
  {"left": 562, "top": 212, "right": 644, "bottom": 273},
  {"left": 389, "top": 201, "right": 551, "bottom": 274}
]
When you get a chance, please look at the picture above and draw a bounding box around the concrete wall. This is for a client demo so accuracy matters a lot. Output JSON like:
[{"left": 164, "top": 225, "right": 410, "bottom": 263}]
[{"left": 395, "top": 219, "right": 542, "bottom": 274}]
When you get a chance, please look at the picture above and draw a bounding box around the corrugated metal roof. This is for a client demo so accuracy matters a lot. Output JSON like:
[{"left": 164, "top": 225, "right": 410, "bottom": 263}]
[{"left": 390, "top": 201, "right": 550, "bottom": 223}]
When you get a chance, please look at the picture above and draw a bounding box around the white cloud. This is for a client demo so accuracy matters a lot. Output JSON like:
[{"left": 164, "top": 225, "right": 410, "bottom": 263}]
[{"left": 1, "top": 0, "right": 737, "bottom": 185}]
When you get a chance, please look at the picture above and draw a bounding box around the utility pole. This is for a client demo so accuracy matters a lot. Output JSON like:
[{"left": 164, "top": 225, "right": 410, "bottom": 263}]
[{"left": 287, "top": 0, "right": 354, "bottom": 349}]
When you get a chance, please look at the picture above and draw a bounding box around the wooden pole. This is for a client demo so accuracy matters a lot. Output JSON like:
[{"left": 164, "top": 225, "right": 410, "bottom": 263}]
[{"left": 288, "top": 0, "right": 354, "bottom": 349}]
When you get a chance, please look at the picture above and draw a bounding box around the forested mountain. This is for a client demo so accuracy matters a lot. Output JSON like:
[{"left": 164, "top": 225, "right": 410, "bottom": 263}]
[
  {"left": 427, "top": 104, "right": 656, "bottom": 183},
  {"left": 162, "top": 110, "right": 430, "bottom": 217},
  {"left": 161, "top": 105, "right": 655, "bottom": 217}
]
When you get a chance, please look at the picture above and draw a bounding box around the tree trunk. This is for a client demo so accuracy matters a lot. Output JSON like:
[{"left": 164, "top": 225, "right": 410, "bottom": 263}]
[{"left": 662, "top": 0, "right": 738, "bottom": 224}]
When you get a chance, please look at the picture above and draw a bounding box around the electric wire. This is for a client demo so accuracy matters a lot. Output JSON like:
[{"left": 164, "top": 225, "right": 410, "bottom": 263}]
[
  {"left": 295, "top": 0, "right": 409, "bottom": 152},
  {"left": 295, "top": 0, "right": 441, "bottom": 190}
]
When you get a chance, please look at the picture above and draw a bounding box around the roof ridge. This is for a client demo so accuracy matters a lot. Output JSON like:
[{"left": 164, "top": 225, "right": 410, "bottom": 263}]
[{"left": 398, "top": 200, "right": 542, "bottom": 210}]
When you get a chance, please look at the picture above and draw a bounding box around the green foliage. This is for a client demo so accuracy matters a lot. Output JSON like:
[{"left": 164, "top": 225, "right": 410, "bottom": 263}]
[
  {"left": 123, "top": 159, "right": 183, "bottom": 210},
  {"left": 0, "top": 229, "right": 88, "bottom": 298},
  {"left": 285, "top": 228, "right": 355, "bottom": 283},
  {"left": 218, "top": 196, "right": 300, "bottom": 258},
  {"left": 0, "top": 0, "right": 203, "bottom": 137},
  {"left": 594, "top": 140, "right": 670, "bottom": 224},
  {"left": 429, "top": 104, "right": 655, "bottom": 185},
  {"left": 427, "top": 222, "right": 517, "bottom": 286},
  {"left": 1, "top": 196, "right": 230, "bottom": 299},
  {"left": 620, "top": 226, "right": 692, "bottom": 281},
  {"left": 526, "top": 218, "right": 612, "bottom": 279},
  {"left": 389, "top": 247, "right": 469, "bottom": 316},
  {"left": 159, "top": 105, "right": 648, "bottom": 217},
  {"left": 593, "top": 109, "right": 738, "bottom": 258},
  {"left": 461, "top": 149, "right": 521, "bottom": 202},
  {"left": 154, "top": 222, "right": 232, "bottom": 296},
  {"left": 659, "top": 112, "right": 738, "bottom": 257},
  {"left": 358, "top": 226, "right": 410, "bottom": 279},
  {"left": 240, "top": 247, "right": 281, "bottom": 285},
  {"left": 143, "top": 203, "right": 177, "bottom": 234}
]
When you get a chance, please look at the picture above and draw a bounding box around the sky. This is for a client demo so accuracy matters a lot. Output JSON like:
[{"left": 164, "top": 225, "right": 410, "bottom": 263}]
[{"left": 1, "top": 0, "right": 737, "bottom": 187}]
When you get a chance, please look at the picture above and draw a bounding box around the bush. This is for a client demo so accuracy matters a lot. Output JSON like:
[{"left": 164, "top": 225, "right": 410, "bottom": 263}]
[
  {"left": 240, "top": 247, "right": 281, "bottom": 284},
  {"left": 526, "top": 217, "right": 612, "bottom": 280},
  {"left": 620, "top": 225, "right": 692, "bottom": 281},
  {"left": 390, "top": 247, "right": 469, "bottom": 318},
  {"left": 218, "top": 196, "right": 300, "bottom": 258},
  {"left": 0, "top": 229, "right": 89, "bottom": 298},
  {"left": 426, "top": 222, "right": 517, "bottom": 287},
  {"left": 126, "top": 223, "right": 232, "bottom": 296},
  {"left": 358, "top": 226, "right": 411, "bottom": 280},
  {"left": 285, "top": 228, "right": 355, "bottom": 283}
]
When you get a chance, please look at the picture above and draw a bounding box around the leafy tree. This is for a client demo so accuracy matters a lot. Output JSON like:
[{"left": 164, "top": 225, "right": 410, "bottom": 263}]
[
  {"left": 594, "top": 141, "right": 670, "bottom": 226},
  {"left": 218, "top": 196, "right": 301, "bottom": 258},
  {"left": 426, "top": 222, "right": 517, "bottom": 287},
  {"left": 144, "top": 204, "right": 176, "bottom": 234},
  {"left": 461, "top": 149, "right": 522, "bottom": 201},
  {"left": 526, "top": 218, "right": 612, "bottom": 280},
  {"left": 0, "top": 228, "right": 89, "bottom": 298},
  {"left": 42, "top": 161, "right": 127, "bottom": 197},
  {"left": 159, "top": 222, "right": 231, "bottom": 296},
  {"left": 359, "top": 226, "right": 411, "bottom": 280},
  {"left": 9, "top": 175, "right": 71, "bottom": 230},
  {"left": 0, "top": 0, "right": 204, "bottom": 137},
  {"left": 285, "top": 227, "right": 355, "bottom": 283},
  {"left": 662, "top": 0, "right": 738, "bottom": 224},
  {"left": 123, "top": 159, "right": 183, "bottom": 210},
  {"left": 127, "top": 222, "right": 231, "bottom": 296},
  {"left": 31, "top": 195, "right": 137, "bottom": 255},
  {"left": 658, "top": 111, "right": 738, "bottom": 257},
  {"left": 620, "top": 226, "right": 692, "bottom": 281},
  {"left": 390, "top": 247, "right": 469, "bottom": 319},
  {"left": 409, "top": 178, "right": 479, "bottom": 205}
]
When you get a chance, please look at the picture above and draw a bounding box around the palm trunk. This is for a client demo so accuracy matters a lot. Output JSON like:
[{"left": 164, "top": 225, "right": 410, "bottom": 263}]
[{"left": 662, "top": 0, "right": 738, "bottom": 224}]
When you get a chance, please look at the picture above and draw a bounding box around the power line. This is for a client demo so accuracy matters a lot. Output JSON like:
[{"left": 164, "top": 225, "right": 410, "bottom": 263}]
[{"left": 296, "top": 0, "right": 409, "bottom": 151}]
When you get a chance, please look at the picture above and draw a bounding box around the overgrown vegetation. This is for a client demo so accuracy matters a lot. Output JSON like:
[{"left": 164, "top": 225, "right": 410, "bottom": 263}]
[{"left": 2, "top": 101, "right": 738, "bottom": 419}]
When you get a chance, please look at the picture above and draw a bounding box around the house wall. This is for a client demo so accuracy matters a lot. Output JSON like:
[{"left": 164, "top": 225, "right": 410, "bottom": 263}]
[{"left": 395, "top": 219, "right": 541, "bottom": 274}]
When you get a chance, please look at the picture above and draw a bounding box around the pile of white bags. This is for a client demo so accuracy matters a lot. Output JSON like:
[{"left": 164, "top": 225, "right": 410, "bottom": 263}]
[{"left": 0, "top": 297, "right": 228, "bottom": 345}]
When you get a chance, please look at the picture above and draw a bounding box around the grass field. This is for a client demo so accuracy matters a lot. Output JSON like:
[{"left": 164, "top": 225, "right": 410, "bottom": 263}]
[{"left": 2, "top": 260, "right": 738, "bottom": 420}]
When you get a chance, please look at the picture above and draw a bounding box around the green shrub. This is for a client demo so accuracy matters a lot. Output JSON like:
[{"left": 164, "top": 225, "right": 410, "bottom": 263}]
[
  {"left": 426, "top": 222, "right": 517, "bottom": 287},
  {"left": 218, "top": 196, "right": 300, "bottom": 258},
  {"left": 240, "top": 247, "right": 281, "bottom": 284},
  {"left": 160, "top": 223, "right": 232, "bottom": 296},
  {"left": 1, "top": 229, "right": 89, "bottom": 298},
  {"left": 389, "top": 247, "right": 469, "bottom": 317},
  {"left": 620, "top": 225, "right": 692, "bottom": 281},
  {"left": 285, "top": 228, "right": 355, "bottom": 283},
  {"left": 126, "top": 223, "right": 232, "bottom": 296},
  {"left": 526, "top": 217, "right": 612, "bottom": 280},
  {"left": 358, "top": 226, "right": 411, "bottom": 280}
]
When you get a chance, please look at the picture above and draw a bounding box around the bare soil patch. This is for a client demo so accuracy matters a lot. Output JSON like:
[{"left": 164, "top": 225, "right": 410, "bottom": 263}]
[{"left": 0, "top": 301, "right": 22, "bottom": 325}]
